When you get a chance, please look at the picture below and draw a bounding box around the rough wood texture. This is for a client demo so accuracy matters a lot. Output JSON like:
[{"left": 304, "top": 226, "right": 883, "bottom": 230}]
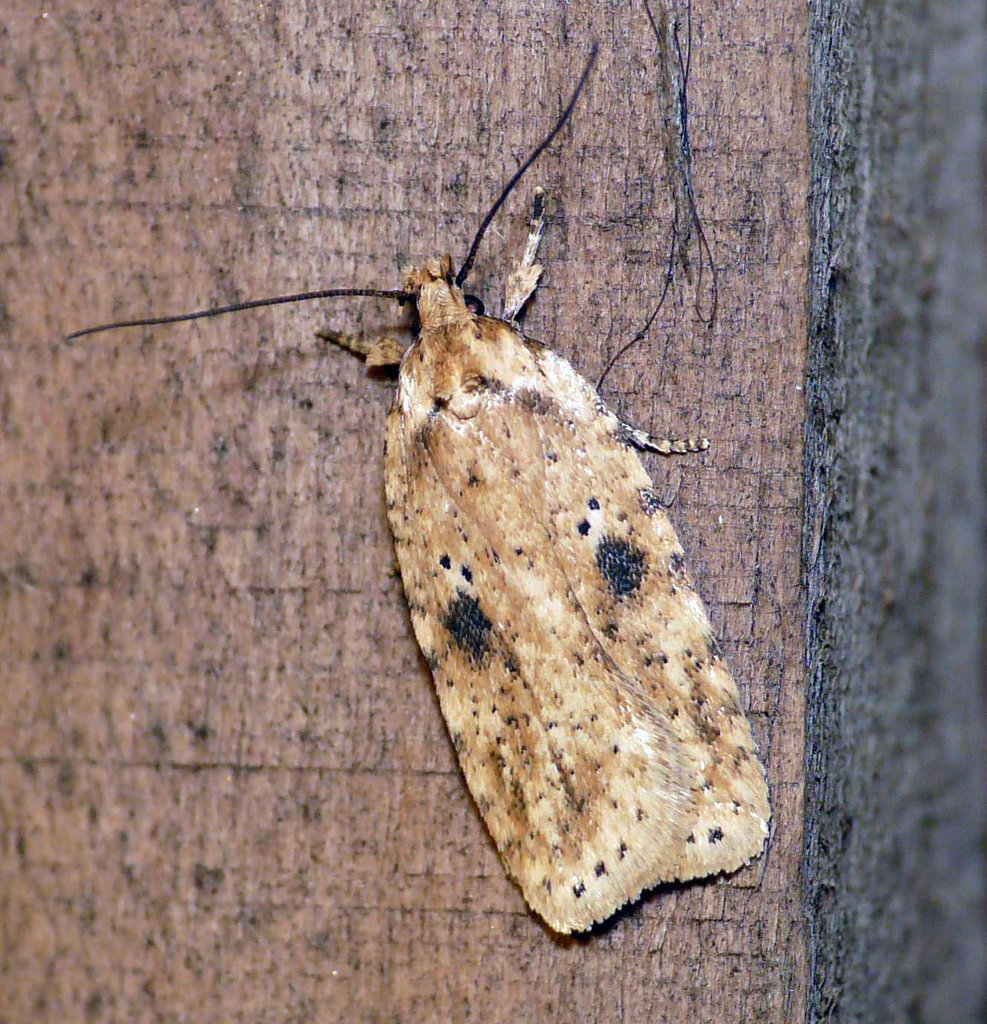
[
  {"left": 2, "top": 2, "right": 808, "bottom": 1021},
  {"left": 805, "top": 1, "right": 987, "bottom": 1021}
]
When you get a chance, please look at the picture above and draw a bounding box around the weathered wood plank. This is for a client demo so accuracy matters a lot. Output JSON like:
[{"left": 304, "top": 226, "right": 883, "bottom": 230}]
[
  {"left": 3, "top": 1, "right": 816, "bottom": 1020},
  {"left": 805, "top": 1, "right": 987, "bottom": 1020}
]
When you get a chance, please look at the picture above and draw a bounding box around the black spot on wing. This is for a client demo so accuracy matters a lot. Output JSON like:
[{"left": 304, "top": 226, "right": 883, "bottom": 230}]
[
  {"left": 444, "top": 589, "right": 492, "bottom": 664},
  {"left": 595, "top": 535, "right": 646, "bottom": 598}
]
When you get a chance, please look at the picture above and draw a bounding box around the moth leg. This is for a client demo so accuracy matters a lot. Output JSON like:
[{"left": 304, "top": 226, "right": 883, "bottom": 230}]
[
  {"left": 502, "top": 187, "right": 546, "bottom": 322},
  {"left": 316, "top": 327, "right": 409, "bottom": 367},
  {"left": 620, "top": 419, "right": 709, "bottom": 455}
]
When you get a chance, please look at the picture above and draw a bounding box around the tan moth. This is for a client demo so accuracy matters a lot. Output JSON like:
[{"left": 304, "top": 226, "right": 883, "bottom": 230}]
[{"left": 71, "top": 46, "right": 769, "bottom": 933}]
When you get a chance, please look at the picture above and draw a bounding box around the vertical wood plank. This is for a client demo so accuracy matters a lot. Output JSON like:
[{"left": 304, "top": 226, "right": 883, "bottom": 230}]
[
  {"left": 805, "top": 1, "right": 987, "bottom": 1020},
  {"left": 2, "top": 2, "right": 811, "bottom": 1020}
]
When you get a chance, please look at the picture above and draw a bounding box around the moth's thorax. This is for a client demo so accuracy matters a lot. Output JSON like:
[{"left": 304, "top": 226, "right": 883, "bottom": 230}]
[
  {"left": 398, "top": 256, "right": 534, "bottom": 421},
  {"left": 403, "top": 256, "right": 473, "bottom": 333}
]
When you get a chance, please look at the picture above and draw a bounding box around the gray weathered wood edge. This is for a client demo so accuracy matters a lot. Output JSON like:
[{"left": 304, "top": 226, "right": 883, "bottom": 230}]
[{"left": 805, "top": 1, "right": 987, "bottom": 1021}]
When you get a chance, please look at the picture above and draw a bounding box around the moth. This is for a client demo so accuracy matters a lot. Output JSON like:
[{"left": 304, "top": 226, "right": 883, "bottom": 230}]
[{"left": 71, "top": 46, "right": 769, "bottom": 934}]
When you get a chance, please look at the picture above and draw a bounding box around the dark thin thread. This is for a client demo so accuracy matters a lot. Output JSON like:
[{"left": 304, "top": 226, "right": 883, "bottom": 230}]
[
  {"left": 455, "top": 43, "right": 599, "bottom": 289},
  {"left": 670, "top": 0, "right": 717, "bottom": 325},
  {"left": 636, "top": 0, "right": 718, "bottom": 338},
  {"left": 679, "top": 0, "right": 693, "bottom": 94},
  {"left": 597, "top": 223, "right": 678, "bottom": 391},
  {"left": 66, "top": 287, "right": 409, "bottom": 341}
]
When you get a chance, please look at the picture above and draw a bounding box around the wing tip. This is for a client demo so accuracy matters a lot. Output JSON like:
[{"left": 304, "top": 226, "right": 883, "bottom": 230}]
[{"left": 524, "top": 811, "right": 771, "bottom": 935}]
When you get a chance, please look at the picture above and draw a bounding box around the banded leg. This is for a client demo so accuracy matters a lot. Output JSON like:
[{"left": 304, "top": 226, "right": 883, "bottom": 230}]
[
  {"left": 619, "top": 418, "right": 709, "bottom": 454},
  {"left": 315, "top": 327, "right": 408, "bottom": 367},
  {"left": 502, "top": 187, "right": 546, "bottom": 322}
]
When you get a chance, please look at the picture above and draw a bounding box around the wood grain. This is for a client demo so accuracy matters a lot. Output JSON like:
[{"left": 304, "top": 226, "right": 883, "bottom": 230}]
[
  {"left": 804, "top": 1, "right": 987, "bottom": 1020},
  {"left": 2, "top": 2, "right": 809, "bottom": 1020}
]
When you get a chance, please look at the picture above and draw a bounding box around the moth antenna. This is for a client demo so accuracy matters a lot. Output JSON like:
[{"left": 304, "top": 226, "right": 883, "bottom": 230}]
[
  {"left": 455, "top": 42, "right": 599, "bottom": 289},
  {"left": 67, "top": 287, "right": 410, "bottom": 341}
]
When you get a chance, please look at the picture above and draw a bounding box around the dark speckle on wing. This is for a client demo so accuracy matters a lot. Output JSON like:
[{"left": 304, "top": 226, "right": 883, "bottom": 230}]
[
  {"left": 444, "top": 589, "right": 493, "bottom": 664},
  {"left": 595, "top": 535, "right": 646, "bottom": 598}
]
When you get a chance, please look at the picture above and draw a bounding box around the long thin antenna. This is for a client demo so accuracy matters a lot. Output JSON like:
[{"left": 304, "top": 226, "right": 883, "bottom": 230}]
[
  {"left": 67, "top": 287, "right": 409, "bottom": 341},
  {"left": 72, "top": 43, "right": 598, "bottom": 341},
  {"left": 455, "top": 42, "right": 599, "bottom": 289}
]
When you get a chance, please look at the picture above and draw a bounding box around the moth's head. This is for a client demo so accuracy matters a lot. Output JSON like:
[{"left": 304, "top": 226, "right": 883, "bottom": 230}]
[{"left": 402, "top": 255, "right": 479, "bottom": 330}]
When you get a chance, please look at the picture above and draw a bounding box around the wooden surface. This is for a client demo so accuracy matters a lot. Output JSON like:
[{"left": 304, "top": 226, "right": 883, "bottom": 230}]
[
  {"left": 804, "top": 1, "right": 987, "bottom": 1021},
  {"left": 2, "top": 2, "right": 809, "bottom": 1021}
]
